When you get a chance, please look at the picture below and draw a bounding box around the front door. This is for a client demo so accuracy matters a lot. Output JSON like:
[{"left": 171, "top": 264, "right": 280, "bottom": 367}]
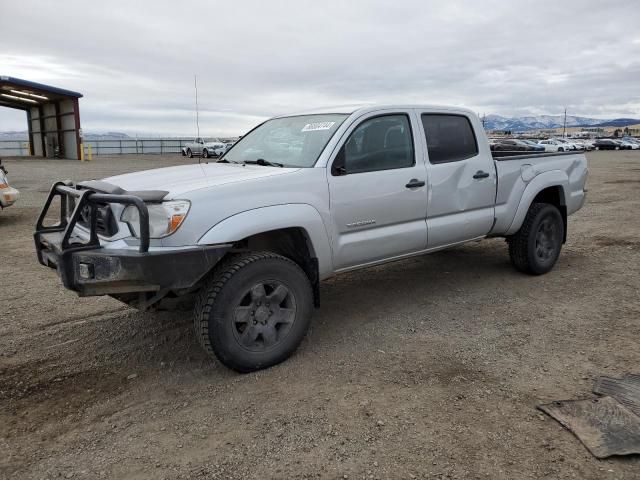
[
  {"left": 418, "top": 112, "right": 496, "bottom": 248},
  {"left": 327, "top": 112, "right": 428, "bottom": 270}
]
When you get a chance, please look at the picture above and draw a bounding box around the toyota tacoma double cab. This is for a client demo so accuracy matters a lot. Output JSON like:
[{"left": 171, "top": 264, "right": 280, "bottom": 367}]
[{"left": 35, "top": 105, "right": 588, "bottom": 372}]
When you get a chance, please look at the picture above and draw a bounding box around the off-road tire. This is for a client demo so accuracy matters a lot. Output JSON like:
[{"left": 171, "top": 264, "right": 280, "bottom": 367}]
[
  {"left": 194, "top": 252, "right": 313, "bottom": 372},
  {"left": 508, "top": 202, "right": 564, "bottom": 275}
]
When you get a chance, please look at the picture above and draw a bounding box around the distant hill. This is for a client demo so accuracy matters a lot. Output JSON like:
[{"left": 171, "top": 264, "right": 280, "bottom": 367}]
[
  {"left": 0, "top": 130, "right": 134, "bottom": 141},
  {"left": 0, "top": 131, "right": 29, "bottom": 141},
  {"left": 484, "top": 115, "right": 640, "bottom": 131},
  {"left": 589, "top": 118, "right": 640, "bottom": 128}
]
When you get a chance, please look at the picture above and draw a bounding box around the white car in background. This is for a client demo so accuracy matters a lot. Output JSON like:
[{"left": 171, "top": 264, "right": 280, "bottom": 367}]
[
  {"left": 577, "top": 139, "right": 596, "bottom": 151},
  {"left": 555, "top": 138, "right": 581, "bottom": 150},
  {"left": 569, "top": 139, "right": 592, "bottom": 151},
  {"left": 619, "top": 139, "right": 640, "bottom": 150},
  {"left": 625, "top": 138, "right": 640, "bottom": 148},
  {"left": 538, "top": 139, "right": 570, "bottom": 152},
  {"left": 182, "top": 138, "right": 227, "bottom": 159},
  {"left": 0, "top": 161, "right": 19, "bottom": 210}
]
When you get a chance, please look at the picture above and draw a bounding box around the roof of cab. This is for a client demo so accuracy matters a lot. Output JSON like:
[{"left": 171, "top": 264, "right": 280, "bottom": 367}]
[{"left": 275, "top": 104, "right": 476, "bottom": 118}]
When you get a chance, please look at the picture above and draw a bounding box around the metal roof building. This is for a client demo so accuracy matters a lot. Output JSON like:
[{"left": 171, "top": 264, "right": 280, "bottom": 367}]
[{"left": 0, "top": 76, "right": 83, "bottom": 159}]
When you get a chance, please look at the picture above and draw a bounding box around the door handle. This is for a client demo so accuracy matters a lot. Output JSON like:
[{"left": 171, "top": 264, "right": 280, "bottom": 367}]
[
  {"left": 473, "top": 171, "right": 490, "bottom": 179},
  {"left": 405, "top": 179, "right": 426, "bottom": 188}
]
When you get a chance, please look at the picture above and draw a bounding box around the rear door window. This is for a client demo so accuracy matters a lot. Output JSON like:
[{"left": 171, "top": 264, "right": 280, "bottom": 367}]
[{"left": 421, "top": 114, "right": 479, "bottom": 164}]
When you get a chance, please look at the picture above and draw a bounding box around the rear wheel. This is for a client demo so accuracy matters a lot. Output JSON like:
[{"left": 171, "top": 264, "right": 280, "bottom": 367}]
[
  {"left": 558, "top": 147, "right": 564, "bottom": 152},
  {"left": 194, "top": 252, "right": 313, "bottom": 372},
  {"left": 508, "top": 203, "right": 564, "bottom": 275}
]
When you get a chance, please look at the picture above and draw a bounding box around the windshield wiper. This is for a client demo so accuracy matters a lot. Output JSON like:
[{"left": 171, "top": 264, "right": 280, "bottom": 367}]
[{"left": 244, "top": 158, "right": 284, "bottom": 168}]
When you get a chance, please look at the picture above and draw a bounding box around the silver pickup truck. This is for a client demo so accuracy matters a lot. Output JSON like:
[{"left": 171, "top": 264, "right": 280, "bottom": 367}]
[{"left": 35, "top": 105, "right": 588, "bottom": 372}]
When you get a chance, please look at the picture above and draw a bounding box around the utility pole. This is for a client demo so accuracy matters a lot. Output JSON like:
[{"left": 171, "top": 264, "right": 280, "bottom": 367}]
[
  {"left": 562, "top": 107, "right": 567, "bottom": 138},
  {"left": 194, "top": 75, "right": 200, "bottom": 138}
]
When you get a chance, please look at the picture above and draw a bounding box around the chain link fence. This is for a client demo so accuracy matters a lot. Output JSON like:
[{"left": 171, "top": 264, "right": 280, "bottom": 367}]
[{"left": 0, "top": 139, "right": 196, "bottom": 157}]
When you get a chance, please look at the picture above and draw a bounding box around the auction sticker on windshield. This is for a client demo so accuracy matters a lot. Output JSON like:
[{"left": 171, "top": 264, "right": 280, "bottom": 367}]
[{"left": 301, "top": 122, "right": 335, "bottom": 132}]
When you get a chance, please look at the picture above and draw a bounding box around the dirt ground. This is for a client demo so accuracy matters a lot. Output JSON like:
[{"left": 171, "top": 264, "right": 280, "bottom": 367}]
[{"left": 1, "top": 151, "right": 639, "bottom": 480}]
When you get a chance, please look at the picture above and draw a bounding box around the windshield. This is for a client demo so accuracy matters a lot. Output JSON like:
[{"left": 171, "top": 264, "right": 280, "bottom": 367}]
[{"left": 222, "top": 114, "right": 348, "bottom": 167}]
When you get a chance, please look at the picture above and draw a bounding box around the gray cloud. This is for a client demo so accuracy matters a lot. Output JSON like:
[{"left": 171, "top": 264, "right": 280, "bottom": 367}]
[{"left": 1, "top": 0, "right": 639, "bottom": 135}]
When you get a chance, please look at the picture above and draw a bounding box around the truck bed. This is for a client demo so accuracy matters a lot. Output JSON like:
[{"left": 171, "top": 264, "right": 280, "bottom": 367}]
[{"left": 490, "top": 150, "right": 588, "bottom": 236}]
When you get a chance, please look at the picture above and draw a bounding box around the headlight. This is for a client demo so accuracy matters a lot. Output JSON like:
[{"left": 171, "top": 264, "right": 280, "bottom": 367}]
[{"left": 121, "top": 200, "right": 190, "bottom": 238}]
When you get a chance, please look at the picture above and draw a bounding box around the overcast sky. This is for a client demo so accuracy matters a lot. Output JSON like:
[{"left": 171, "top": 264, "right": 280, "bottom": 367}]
[{"left": 1, "top": 0, "right": 639, "bottom": 136}]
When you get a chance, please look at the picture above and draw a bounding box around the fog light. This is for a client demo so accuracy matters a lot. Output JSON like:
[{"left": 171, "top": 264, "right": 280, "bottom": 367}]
[{"left": 79, "top": 262, "right": 94, "bottom": 279}]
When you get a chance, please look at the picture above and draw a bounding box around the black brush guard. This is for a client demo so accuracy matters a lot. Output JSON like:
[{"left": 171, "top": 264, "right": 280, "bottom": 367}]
[
  {"left": 35, "top": 181, "right": 151, "bottom": 261},
  {"left": 34, "top": 182, "right": 230, "bottom": 298}
]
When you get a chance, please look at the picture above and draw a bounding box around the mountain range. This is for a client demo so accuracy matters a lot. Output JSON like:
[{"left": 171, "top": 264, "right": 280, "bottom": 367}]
[{"left": 483, "top": 115, "right": 640, "bottom": 132}]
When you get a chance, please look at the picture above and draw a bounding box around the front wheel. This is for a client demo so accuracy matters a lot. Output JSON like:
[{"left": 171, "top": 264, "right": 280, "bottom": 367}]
[
  {"left": 203, "top": 149, "right": 209, "bottom": 158},
  {"left": 187, "top": 148, "right": 193, "bottom": 158},
  {"left": 508, "top": 203, "right": 564, "bottom": 275},
  {"left": 194, "top": 252, "right": 313, "bottom": 372}
]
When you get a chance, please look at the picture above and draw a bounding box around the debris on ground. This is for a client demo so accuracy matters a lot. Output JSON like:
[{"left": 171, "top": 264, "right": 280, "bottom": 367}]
[{"left": 539, "top": 374, "right": 640, "bottom": 458}]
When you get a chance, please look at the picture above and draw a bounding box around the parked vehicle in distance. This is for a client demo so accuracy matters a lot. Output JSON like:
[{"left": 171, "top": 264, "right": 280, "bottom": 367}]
[
  {"left": 573, "top": 139, "right": 594, "bottom": 151},
  {"left": 0, "top": 160, "right": 19, "bottom": 210},
  {"left": 612, "top": 139, "right": 631, "bottom": 150},
  {"left": 538, "top": 139, "right": 568, "bottom": 152},
  {"left": 594, "top": 139, "right": 619, "bottom": 150},
  {"left": 182, "top": 137, "right": 227, "bottom": 158},
  {"left": 555, "top": 138, "right": 580, "bottom": 151},
  {"left": 618, "top": 139, "right": 639, "bottom": 150},
  {"left": 622, "top": 137, "right": 640, "bottom": 149},
  {"left": 491, "top": 139, "right": 532, "bottom": 151},
  {"left": 520, "top": 140, "right": 545, "bottom": 152},
  {"left": 34, "top": 105, "right": 588, "bottom": 372}
]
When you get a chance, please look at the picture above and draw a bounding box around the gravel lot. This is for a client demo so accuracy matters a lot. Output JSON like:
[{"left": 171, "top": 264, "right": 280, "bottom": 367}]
[{"left": 1, "top": 151, "right": 639, "bottom": 479}]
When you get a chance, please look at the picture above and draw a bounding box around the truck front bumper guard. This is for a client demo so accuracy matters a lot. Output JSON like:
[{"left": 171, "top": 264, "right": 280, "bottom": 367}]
[{"left": 34, "top": 182, "right": 230, "bottom": 297}]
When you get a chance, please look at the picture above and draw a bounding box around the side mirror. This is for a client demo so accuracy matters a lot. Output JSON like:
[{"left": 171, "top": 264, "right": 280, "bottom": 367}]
[{"left": 331, "top": 146, "right": 347, "bottom": 176}]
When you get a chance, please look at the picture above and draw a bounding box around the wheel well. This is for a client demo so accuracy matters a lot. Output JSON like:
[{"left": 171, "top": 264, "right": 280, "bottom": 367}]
[
  {"left": 231, "top": 228, "right": 320, "bottom": 307},
  {"left": 532, "top": 186, "right": 567, "bottom": 243}
]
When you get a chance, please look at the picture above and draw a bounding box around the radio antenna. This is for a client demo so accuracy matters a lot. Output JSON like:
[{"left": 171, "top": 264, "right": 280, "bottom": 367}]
[{"left": 194, "top": 75, "right": 200, "bottom": 138}]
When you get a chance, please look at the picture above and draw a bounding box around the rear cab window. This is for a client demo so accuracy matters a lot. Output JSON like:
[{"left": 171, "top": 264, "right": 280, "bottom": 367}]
[{"left": 421, "top": 114, "right": 478, "bottom": 164}]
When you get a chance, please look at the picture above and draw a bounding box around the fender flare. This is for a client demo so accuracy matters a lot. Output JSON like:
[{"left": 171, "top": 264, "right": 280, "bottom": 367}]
[
  {"left": 505, "top": 170, "right": 569, "bottom": 236},
  {"left": 197, "top": 204, "right": 334, "bottom": 277}
]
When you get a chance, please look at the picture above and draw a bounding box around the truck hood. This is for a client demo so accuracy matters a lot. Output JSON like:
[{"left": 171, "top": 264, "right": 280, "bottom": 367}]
[{"left": 103, "top": 163, "right": 299, "bottom": 197}]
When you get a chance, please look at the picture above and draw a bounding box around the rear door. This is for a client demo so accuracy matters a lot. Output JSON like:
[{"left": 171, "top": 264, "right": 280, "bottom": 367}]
[
  {"left": 327, "top": 111, "right": 428, "bottom": 270},
  {"left": 418, "top": 112, "right": 496, "bottom": 248}
]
